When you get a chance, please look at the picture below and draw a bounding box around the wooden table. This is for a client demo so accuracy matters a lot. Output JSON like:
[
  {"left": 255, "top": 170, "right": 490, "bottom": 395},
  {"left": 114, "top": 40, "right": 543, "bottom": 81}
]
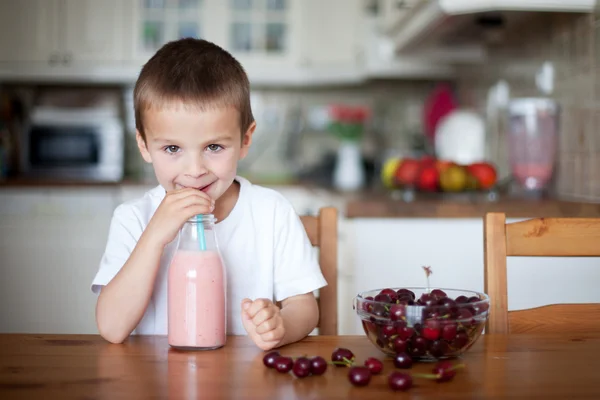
[{"left": 1, "top": 333, "right": 599, "bottom": 399}]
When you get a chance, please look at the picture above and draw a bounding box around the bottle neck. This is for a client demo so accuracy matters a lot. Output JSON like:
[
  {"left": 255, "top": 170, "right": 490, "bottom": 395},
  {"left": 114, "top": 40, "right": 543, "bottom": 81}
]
[{"left": 178, "top": 214, "right": 219, "bottom": 252}]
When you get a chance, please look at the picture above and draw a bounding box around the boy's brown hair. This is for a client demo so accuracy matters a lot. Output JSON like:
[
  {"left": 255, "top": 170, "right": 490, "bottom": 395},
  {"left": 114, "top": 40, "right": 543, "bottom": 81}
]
[{"left": 134, "top": 38, "right": 254, "bottom": 141}]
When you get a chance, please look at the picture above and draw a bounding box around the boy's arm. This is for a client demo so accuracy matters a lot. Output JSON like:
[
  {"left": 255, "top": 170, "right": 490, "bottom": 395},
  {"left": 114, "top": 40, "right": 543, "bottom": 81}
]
[
  {"left": 95, "top": 231, "right": 164, "bottom": 343},
  {"left": 95, "top": 188, "right": 214, "bottom": 344},
  {"left": 278, "top": 293, "right": 319, "bottom": 346}
]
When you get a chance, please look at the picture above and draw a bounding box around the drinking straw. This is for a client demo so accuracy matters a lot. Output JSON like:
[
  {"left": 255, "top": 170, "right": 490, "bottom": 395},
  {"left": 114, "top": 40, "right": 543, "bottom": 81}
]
[{"left": 196, "top": 215, "right": 207, "bottom": 251}]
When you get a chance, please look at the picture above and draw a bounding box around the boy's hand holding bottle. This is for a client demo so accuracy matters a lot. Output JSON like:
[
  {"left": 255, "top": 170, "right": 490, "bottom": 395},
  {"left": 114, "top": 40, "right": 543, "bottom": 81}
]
[{"left": 144, "top": 188, "right": 214, "bottom": 247}]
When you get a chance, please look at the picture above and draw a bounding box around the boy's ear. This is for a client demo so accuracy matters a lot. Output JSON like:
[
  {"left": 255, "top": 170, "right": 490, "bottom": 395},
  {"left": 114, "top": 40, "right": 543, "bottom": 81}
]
[
  {"left": 136, "top": 130, "right": 152, "bottom": 163},
  {"left": 239, "top": 121, "right": 257, "bottom": 160}
]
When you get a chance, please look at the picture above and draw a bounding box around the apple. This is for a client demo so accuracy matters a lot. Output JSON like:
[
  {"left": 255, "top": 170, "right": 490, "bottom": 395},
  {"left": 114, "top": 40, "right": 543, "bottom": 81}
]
[
  {"left": 417, "top": 165, "right": 439, "bottom": 192},
  {"left": 466, "top": 162, "right": 497, "bottom": 189},
  {"left": 394, "top": 159, "right": 421, "bottom": 187}
]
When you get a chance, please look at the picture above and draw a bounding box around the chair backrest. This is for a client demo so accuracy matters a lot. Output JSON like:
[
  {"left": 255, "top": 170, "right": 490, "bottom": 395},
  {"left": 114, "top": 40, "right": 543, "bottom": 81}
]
[
  {"left": 300, "top": 207, "right": 338, "bottom": 335},
  {"left": 484, "top": 212, "right": 600, "bottom": 334}
]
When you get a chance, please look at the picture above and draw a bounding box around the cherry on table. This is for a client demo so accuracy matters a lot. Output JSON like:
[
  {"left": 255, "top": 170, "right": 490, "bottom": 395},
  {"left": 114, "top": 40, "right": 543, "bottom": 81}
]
[
  {"left": 308, "top": 356, "right": 327, "bottom": 376},
  {"left": 433, "top": 360, "right": 464, "bottom": 382},
  {"left": 388, "top": 371, "right": 413, "bottom": 391},
  {"left": 364, "top": 357, "right": 383, "bottom": 374},
  {"left": 331, "top": 347, "right": 354, "bottom": 366},
  {"left": 292, "top": 357, "right": 311, "bottom": 378},
  {"left": 274, "top": 356, "right": 294, "bottom": 373},
  {"left": 348, "top": 366, "right": 372, "bottom": 387},
  {"left": 263, "top": 351, "right": 280, "bottom": 368}
]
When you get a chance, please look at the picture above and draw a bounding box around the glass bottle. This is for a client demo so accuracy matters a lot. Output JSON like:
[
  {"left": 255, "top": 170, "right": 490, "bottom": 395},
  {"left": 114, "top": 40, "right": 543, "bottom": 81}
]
[{"left": 168, "top": 214, "right": 226, "bottom": 350}]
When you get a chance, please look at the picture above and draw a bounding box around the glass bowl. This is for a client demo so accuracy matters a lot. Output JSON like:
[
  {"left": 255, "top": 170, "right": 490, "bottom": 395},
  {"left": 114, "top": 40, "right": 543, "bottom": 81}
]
[{"left": 354, "top": 287, "right": 489, "bottom": 360}]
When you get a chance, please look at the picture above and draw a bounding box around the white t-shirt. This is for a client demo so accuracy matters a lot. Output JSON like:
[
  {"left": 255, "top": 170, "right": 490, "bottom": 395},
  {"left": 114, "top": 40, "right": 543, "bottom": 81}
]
[{"left": 91, "top": 176, "right": 327, "bottom": 335}]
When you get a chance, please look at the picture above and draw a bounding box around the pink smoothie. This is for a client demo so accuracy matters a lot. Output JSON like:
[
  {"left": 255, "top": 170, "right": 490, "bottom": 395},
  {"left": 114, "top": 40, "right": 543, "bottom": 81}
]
[{"left": 168, "top": 250, "right": 226, "bottom": 349}]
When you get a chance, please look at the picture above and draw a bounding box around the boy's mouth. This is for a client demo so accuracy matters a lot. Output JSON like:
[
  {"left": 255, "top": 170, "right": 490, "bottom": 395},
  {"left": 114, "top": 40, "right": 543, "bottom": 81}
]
[{"left": 178, "top": 182, "right": 214, "bottom": 192}]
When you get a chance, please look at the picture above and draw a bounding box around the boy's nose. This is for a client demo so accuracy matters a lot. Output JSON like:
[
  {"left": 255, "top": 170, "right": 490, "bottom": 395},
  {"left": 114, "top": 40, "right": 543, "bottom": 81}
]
[{"left": 185, "top": 157, "right": 208, "bottom": 178}]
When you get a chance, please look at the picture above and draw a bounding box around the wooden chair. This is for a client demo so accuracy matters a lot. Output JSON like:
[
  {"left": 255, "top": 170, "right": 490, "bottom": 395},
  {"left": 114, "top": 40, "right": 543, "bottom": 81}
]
[
  {"left": 484, "top": 212, "right": 600, "bottom": 334},
  {"left": 300, "top": 207, "right": 338, "bottom": 335}
]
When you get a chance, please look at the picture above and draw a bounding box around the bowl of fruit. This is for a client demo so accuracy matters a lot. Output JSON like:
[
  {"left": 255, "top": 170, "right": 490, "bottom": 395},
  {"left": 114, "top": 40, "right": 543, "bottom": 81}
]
[{"left": 354, "top": 268, "right": 489, "bottom": 361}]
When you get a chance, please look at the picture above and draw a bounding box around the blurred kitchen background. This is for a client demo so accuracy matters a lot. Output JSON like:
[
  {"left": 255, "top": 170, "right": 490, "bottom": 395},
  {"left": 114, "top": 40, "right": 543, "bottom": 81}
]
[{"left": 1, "top": 0, "right": 600, "bottom": 336}]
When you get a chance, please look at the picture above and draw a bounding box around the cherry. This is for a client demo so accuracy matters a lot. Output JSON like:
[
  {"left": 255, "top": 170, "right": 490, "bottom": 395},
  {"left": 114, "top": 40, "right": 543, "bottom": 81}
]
[
  {"left": 422, "top": 320, "right": 441, "bottom": 341},
  {"left": 393, "top": 337, "right": 408, "bottom": 353},
  {"left": 418, "top": 293, "right": 437, "bottom": 307},
  {"left": 381, "top": 324, "right": 396, "bottom": 338},
  {"left": 429, "top": 340, "right": 449, "bottom": 358},
  {"left": 362, "top": 296, "right": 374, "bottom": 312},
  {"left": 394, "top": 319, "right": 407, "bottom": 329},
  {"left": 452, "top": 331, "right": 470, "bottom": 349},
  {"left": 364, "top": 357, "right": 383, "bottom": 374},
  {"left": 438, "top": 297, "right": 457, "bottom": 307},
  {"left": 455, "top": 295, "right": 469, "bottom": 304},
  {"left": 372, "top": 304, "right": 387, "bottom": 318},
  {"left": 274, "top": 356, "right": 294, "bottom": 373},
  {"left": 396, "top": 288, "right": 416, "bottom": 301},
  {"left": 388, "top": 371, "right": 413, "bottom": 391},
  {"left": 309, "top": 356, "right": 328, "bottom": 375},
  {"left": 433, "top": 361, "right": 464, "bottom": 382},
  {"left": 457, "top": 308, "right": 474, "bottom": 321},
  {"left": 348, "top": 366, "right": 372, "bottom": 387},
  {"left": 472, "top": 301, "right": 490, "bottom": 315},
  {"left": 396, "top": 326, "right": 415, "bottom": 341},
  {"left": 332, "top": 347, "right": 355, "bottom": 367},
  {"left": 409, "top": 336, "right": 429, "bottom": 357},
  {"left": 374, "top": 293, "right": 392, "bottom": 303},
  {"left": 412, "top": 361, "right": 465, "bottom": 383},
  {"left": 292, "top": 357, "right": 311, "bottom": 378},
  {"left": 380, "top": 288, "right": 398, "bottom": 302},
  {"left": 263, "top": 351, "right": 280, "bottom": 368},
  {"left": 393, "top": 352, "right": 413, "bottom": 369},
  {"left": 441, "top": 323, "right": 458, "bottom": 341},
  {"left": 430, "top": 289, "right": 447, "bottom": 300},
  {"left": 390, "top": 304, "right": 406, "bottom": 321},
  {"left": 467, "top": 296, "right": 480, "bottom": 303}
]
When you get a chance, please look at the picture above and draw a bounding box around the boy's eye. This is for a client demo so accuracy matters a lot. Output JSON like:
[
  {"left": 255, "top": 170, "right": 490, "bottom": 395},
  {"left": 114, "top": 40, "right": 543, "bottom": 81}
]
[
  {"left": 164, "top": 145, "right": 180, "bottom": 154},
  {"left": 207, "top": 144, "right": 223, "bottom": 152}
]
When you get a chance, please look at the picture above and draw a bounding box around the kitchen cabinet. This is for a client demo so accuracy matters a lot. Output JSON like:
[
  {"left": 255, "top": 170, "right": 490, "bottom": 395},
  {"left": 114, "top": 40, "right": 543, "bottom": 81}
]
[
  {"left": 126, "top": 0, "right": 362, "bottom": 85},
  {"left": 0, "top": 0, "right": 128, "bottom": 65},
  {"left": 0, "top": 187, "right": 120, "bottom": 334},
  {"left": 127, "top": 0, "right": 206, "bottom": 64},
  {"left": 61, "top": 0, "right": 128, "bottom": 63},
  {"left": 345, "top": 218, "right": 600, "bottom": 334},
  {"left": 0, "top": 0, "right": 60, "bottom": 63}
]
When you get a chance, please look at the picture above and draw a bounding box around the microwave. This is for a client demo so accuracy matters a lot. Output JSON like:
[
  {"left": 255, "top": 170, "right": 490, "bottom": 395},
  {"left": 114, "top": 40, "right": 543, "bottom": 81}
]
[{"left": 21, "top": 107, "right": 124, "bottom": 182}]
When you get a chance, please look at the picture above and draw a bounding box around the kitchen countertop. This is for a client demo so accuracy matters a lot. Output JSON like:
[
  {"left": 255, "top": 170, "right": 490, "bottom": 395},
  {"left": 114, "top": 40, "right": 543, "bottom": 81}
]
[
  {"left": 346, "top": 192, "right": 600, "bottom": 218},
  {"left": 4, "top": 178, "right": 600, "bottom": 219}
]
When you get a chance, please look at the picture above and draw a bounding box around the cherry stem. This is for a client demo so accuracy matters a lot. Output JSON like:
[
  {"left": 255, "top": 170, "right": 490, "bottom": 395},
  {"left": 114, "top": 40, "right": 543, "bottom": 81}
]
[
  {"left": 411, "top": 363, "right": 466, "bottom": 380},
  {"left": 411, "top": 373, "right": 440, "bottom": 380}
]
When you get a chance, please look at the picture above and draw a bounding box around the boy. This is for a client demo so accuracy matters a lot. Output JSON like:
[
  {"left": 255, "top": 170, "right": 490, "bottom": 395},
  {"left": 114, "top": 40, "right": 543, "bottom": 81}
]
[{"left": 91, "top": 38, "right": 327, "bottom": 351}]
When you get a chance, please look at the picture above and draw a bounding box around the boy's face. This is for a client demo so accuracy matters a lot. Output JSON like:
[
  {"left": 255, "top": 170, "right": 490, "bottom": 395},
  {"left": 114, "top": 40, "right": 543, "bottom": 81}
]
[{"left": 136, "top": 104, "right": 255, "bottom": 202}]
